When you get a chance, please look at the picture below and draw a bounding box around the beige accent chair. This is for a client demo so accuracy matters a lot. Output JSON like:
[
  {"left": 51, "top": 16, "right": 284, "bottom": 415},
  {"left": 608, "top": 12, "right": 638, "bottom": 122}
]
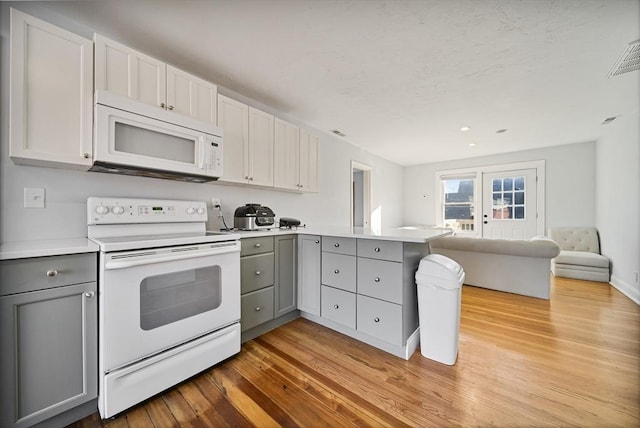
[{"left": 548, "top": 227, "right": 610, "bottom": 282}]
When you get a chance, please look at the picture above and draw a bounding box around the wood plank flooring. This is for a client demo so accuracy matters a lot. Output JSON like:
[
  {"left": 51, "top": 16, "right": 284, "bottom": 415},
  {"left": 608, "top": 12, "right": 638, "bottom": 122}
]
[{"left": 69, "top": 277, "right": 640, "bottom": 427}]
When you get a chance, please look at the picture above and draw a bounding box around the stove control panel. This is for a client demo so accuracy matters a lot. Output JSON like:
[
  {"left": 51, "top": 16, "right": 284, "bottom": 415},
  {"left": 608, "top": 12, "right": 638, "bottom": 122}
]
[{"left": 87, "top": 197, "right": 208, "bottom": 224}]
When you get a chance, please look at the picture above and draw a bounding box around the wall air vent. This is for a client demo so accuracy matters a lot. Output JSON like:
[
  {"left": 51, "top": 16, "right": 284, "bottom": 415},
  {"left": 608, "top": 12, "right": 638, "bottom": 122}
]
[
  {"left": 608, "top": 39, "right": 640, "bottom": 78},
  {"left": 331, "top": 129, "right": 346, "bottom": 137}
]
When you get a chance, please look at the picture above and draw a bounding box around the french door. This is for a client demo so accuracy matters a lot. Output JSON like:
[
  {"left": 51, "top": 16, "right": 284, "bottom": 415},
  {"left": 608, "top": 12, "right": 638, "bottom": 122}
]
[{"left": 482, "top": 168, "right": 538, "bottom": 239}]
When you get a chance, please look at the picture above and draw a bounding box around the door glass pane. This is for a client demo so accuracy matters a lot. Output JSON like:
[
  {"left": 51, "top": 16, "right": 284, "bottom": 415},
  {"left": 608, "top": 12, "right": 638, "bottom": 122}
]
[
  {"left": 115, "top": 122, "right": 195, "bottom": 164},
  {"left": 140, "top": 265, "right": 222, "bottom": 330},
  {"left": 514, "top": 206, "right": 525, "bottom": 219},
  {"left": 492, "top": 176, "right": 525, "bottom": 221},
  {"left": 514, "top": 191, "right": 525, "bottom": 204},
  {"left": 514, "top": 176, "right": 525, "bottom": 190},
  {"left": 493, "top": 179, "right": 502, "bottom": 191},
  {"left": 504, "top": 178, "right": 513, "bottom": 191}
]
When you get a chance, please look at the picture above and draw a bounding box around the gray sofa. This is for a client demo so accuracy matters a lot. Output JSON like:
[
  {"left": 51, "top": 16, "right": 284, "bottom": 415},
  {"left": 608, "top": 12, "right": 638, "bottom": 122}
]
[
  {"left": 548, "top": 227, "right": 610, "bottom": 282},
  {"left": 429, "top": 236, "right": 560, "bottom": 299}
]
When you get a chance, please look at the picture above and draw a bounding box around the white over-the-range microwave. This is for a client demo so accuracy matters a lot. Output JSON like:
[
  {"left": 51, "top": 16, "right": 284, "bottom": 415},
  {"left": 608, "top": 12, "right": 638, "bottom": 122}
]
[{"left": 91, "top": 91, "right": 223, "bottom": 183}]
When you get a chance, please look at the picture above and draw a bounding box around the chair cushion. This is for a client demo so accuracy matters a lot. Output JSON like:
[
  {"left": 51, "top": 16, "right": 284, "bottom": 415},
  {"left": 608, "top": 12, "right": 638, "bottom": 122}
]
[{"left": 553, "top": 250, "right": 609, "bottom": 268}]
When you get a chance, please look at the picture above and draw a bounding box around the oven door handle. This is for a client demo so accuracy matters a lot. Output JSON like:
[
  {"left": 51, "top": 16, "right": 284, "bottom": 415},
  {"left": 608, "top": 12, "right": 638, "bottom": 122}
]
[{"left": 105, "top": 245, "right": 238, "bottom": 270}]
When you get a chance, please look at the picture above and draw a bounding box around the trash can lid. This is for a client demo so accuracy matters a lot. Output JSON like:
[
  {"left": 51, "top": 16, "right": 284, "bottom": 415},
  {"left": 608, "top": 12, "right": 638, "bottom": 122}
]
[{"left": 415, "top": 254, "right": 465, "bottom": 285}]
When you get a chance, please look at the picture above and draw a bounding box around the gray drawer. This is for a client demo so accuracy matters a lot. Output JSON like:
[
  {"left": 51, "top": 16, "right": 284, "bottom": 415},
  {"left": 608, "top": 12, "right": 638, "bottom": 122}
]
[
  {"left": 322, "top": 236, "right": 356, "bottom": 256},
  {"left": 321, "top": 252, "right": 356, "bottom": 292},
  {"left": 357, "top": 258, "right": 403, "bottom": 304},
  {"left": 0, "top": 253, "right": 97, "bottom": 296},
  {"left": 241, "top": 286, "right": 274, "bottom": 331},
  {"left": 357, "top": 294, "right": 403, "bottom": 347},
  {"left": 321, "top": 285, "right": 356, "bottom": 329},
  {"left": 241, "top": 253, "right": 274, "bottom": 294},
  {"left": 240, "top": 236, "right": 274, "bottom": 256},
  {"left": 357, "top": 239, "right": 403, "bottom": 262}
]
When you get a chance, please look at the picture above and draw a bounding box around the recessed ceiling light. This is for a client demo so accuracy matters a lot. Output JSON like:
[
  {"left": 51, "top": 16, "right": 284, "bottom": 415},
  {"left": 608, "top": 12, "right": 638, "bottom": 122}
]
[
  {"left": 469, "top": 142, "right": 477, "bottom": 147},
  {"left": 460, "top": 126, "right": 470, "bottom": 132},
  {"left": 496, "top": 129, "right": 508, "bottom": 134}
]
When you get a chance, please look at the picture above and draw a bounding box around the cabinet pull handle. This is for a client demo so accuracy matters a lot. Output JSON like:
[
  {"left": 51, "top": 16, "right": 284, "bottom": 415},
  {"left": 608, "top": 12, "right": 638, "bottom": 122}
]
[
  {"left": 245, "top": 176, "right": 250, "bottom": 180},
  {"left": 374, "top": 317, "right": 380, "bottom": 323},
  {"left": 83, "top": 153, "right": 91, "bottom": 159},
  {"left": 168, "top": 105, "right": 174, "bottom": 110},
  {"left": 46, "top": 270, "right": 58, "bottom": 277},
  {"left": 334, "top": 304, "right": 339, "bottom": 309},
  {"left": 255, "top": 270, "right": 261, "bottom": 275},
  {"left": 255, "top": 243, "right": 261, "bottom": 248},
  {"left": 334, "top": 243, "right": 340, "bottom": 247},
  {"left": 160, "top": 102, "right": 166, "bottom": 108},
  {"left": 255, "top": 306, "right": 262, "bottom": 312},
  {"left": 334, "top": 269, "right": 340, "bottom": 274},
  {"left": 315, "top": 240, "right": 320, "bottom": 244},
  {"left": 249, "top": 177, "right": 254, "bottom": 181},
  {"left": 374, "top": 277, "right": 381, "bottom": 282},
  {"left": 84, "top": 291, "right": 95, "bottom": 298},
  {"left": 374, "top": 247, "right": 381, "bottom": 252}
]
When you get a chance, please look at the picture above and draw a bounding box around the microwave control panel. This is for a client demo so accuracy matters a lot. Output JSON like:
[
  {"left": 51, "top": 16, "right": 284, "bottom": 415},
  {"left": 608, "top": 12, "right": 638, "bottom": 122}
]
[
  {"left": 205, "top": 135, "right": 223, "bottom": 174},
  {"left": 88, "top": 197, "right": 207, "bottom": 224}
]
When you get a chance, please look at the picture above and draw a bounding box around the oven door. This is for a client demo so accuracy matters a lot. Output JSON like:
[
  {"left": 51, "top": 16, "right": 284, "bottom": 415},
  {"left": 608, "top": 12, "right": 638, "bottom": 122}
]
[{"left": 99, "top": 241, "right": 240, "bottom": 372}]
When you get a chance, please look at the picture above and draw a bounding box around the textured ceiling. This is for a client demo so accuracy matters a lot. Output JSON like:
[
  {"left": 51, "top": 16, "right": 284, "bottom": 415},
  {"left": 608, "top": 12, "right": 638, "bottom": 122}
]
[{"left": 36, "top": 0, "right": 640, "bottom": 165}]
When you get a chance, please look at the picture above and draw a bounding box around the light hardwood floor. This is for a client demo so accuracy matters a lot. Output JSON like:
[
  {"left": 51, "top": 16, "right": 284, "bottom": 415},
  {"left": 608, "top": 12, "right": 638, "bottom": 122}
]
[{"left": 69, "top": 276, "right": 639, "bottom": 427}]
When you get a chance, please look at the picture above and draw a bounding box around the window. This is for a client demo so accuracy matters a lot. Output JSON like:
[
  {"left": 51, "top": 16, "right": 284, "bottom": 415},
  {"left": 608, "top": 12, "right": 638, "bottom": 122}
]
[
  {"left": 491, "top": 176, "right": 526, "bottom": 220},
  {"left": 441, "top": 175, "right": 476, "bottom": 233}
]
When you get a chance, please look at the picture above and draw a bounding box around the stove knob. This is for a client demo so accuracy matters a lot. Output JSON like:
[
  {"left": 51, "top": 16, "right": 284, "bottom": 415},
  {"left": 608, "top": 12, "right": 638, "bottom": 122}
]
[
  {"left": 186, "top": 207, "right": 195, "bottom": 215},
  {"left": 95, "top": 205, "right": 109, "bottom": 215},
  {"left": 112, "top": 206, "right": 125, "bottom": 215},
  {"left": 196, "top": 207, "right": 205, "bottom": 215}
]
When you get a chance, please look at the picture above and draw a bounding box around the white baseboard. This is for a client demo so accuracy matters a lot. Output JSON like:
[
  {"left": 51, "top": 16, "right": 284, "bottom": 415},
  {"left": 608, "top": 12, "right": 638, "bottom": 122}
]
[{"left": 610, "top": 275, "right": 640, "bottom": 305}]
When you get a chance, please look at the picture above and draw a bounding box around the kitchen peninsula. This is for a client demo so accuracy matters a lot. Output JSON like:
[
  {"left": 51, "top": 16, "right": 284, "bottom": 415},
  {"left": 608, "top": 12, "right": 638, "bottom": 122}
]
[{"left": 230, "top": 226, "right": 452, "bottom": 359}]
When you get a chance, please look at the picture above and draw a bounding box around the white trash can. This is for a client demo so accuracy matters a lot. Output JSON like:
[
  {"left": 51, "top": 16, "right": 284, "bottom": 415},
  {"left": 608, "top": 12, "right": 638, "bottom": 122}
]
[{"left": 415, "top": 254, "right": 465, "bottom": 365}]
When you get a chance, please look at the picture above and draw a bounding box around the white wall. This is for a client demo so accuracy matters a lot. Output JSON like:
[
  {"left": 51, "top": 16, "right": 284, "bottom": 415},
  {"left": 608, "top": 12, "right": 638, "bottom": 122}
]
[
  {"left": 596, "top": 113, "right": 640, "bottom": 303},
  {"left": 0, "top": 2, "right": 404, "bottom": 242},
  {"left": 403, "top": 142, "right": 596, "bottom": 230}
]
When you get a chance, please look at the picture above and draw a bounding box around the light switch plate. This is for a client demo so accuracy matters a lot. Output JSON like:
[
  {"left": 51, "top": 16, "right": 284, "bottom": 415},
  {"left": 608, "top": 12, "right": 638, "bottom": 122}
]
[{"left": 24, "top": 188, "right": 45, "bottom": 208}]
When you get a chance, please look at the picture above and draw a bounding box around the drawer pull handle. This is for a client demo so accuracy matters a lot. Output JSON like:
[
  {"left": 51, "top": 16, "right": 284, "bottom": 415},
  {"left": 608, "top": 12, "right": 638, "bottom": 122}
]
[
  {"left": 334, "top": 304, "right": 339, "bottom": 309},
  {"left": 374, "top": 247, "right": 381, "bottom": 252},
  {"left": 374, "top": 317, "right": 380, "bottom": 323},
  {"left": 84, "top": 291, "right": 95, "bottom": 298},
  {"left": 255, "top": 306, "right": 262, "bottom": 312},
  {"left": 315, "top": 240, "right": 320, "bottom": 244},
  {"left": 334, "top": 269, "right": 340, "bottom": 274},
  {"left": 255, "top": 270, "right": 261, "bottom": 275},
  {"left": 46, "top": 270, "right": 58, "bottom": 277},
  {"left": 374, "top": 277, "right": 381, "bottom": 282},
  {"left": 334, "top": 243, "right": 340, "bottom": 247},
  {"left": 255, "top": 243, "right": 261, "bottom": 248}
]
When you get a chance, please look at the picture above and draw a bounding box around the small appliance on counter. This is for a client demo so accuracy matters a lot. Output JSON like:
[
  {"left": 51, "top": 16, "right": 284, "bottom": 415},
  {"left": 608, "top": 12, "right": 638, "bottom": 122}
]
[
  {"left": 279, "top": 217, "right": 302, "bottom": 228},
  {"left": 234, "top": 204, "right": 275, "bottom": 230}
]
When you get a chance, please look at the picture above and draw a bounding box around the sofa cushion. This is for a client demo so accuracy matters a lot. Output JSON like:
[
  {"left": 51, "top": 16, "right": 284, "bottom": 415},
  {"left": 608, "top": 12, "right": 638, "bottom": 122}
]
[
  {"left": 548, "top": 227, "right": 600, "bottom": 253},
  {"left": 553, "top": 250, "right": 609, "bottom": 268},
  {"left": 430, "top": 236, "right": 560, "bottom": 258}
]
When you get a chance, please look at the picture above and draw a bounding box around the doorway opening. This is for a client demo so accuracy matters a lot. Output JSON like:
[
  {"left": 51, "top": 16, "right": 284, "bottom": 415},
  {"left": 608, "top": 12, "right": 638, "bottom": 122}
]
[{"left": 351, "top": 161, "right": 372, "bottom": 229}]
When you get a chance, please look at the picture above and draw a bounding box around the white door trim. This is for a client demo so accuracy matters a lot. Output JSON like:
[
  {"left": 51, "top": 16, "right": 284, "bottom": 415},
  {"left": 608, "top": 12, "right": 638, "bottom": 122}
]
[{"left": 351, "top": 161, "right": 372, "bottom": 229}]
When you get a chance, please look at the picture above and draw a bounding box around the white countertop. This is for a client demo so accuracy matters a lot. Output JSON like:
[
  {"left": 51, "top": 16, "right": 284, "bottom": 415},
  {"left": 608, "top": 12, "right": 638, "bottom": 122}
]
[
  {"left": 217, "top": 226, "right": 453, "bottom": 243},
  {"left": 0, "top": 238, "right": 99, "bottom": 260}
]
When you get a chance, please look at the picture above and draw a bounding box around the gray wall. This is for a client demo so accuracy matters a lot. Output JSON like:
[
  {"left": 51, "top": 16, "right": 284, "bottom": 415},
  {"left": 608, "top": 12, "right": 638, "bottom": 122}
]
[
  {"left": 0, "top": 2, "right": 404, "bottom": 242},
  {"left": 596, "top": 112, "right": 640, "bottom": 303},
  {"left": 403, "top": 141, "right": 597, "bottom": 230}
]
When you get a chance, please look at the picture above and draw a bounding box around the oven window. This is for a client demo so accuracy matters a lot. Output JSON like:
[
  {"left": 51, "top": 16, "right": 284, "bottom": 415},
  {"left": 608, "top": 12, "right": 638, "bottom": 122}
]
[
  {"left": 115, "top": 122, "right": 195, "bottom": 164},
  {"left": 140, "top": 266, "right": 222, "bottom": 330}
]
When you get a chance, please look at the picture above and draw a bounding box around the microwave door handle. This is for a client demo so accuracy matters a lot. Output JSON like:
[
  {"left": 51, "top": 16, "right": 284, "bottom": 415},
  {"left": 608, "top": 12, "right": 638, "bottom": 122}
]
[{"left": 197, "top": 137, "right": 205, "bottom": 169}]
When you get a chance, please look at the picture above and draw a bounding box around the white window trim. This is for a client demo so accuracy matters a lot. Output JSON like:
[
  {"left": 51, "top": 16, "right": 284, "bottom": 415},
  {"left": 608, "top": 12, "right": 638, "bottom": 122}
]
[{"left": 435, "top": 160, "right": 546, "bottom": 237}]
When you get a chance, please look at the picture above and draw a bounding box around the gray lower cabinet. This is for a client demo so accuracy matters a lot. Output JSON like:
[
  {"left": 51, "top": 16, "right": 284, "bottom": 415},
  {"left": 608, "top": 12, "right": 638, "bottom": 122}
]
[
  {"left": 240, "top": 235, "right": 297, "bottom": 340},
  {"left": 0, "top": 253, "right": 98, "bottom": 428},
  {"left": 297, "top": 234, "right": 321, "bottom": 316}
]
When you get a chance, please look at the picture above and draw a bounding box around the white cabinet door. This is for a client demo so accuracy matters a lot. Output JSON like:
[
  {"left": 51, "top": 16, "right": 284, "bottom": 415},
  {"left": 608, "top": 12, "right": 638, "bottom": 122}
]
[
  {"left": 94, "top": 34, "right": 165, "bottom": 109},
  {"left": 9, "top": 9, "right": 93, "bottom": 170},
  {"left": 274, "top": 118, "right": 300, "bottom": 190},
  {"left": 217, "top": 95, "right": 249, "bottom": 184},
  {"left": 248, "top": 107, "right": 274, "bottom": 186},
  {"left": 299, "top": 129, "right": 319, "bottom": 192},
  {"left": 166, "top": 65, "right": 217, "bottom": 124}
]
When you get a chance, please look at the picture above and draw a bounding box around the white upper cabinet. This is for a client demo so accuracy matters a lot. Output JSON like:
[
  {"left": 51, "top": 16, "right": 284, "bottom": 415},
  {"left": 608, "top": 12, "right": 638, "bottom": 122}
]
[
  {"left": 9, "top": 8, "right": 94, "bottom": 170},
  {"left": 217, "top": 95, "right": 274, "bottom": 186},
  {"left": 274, "top": 122, "right": 318, "bottom": 193},
  {"left": 94, "top": 34, "right": 217, "bottom": 123}
]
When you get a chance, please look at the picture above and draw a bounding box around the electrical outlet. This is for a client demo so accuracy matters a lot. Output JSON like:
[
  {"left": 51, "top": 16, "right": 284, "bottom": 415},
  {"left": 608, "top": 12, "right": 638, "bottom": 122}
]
[
  {"left": 24, "top": 188, "right": 45, "bottom": 208},
  {"left": 634, "top": 271, "right": 639, "bottom": 283},
  {"left": 211, "top": 197, "right": 221, "bottom": 209}
]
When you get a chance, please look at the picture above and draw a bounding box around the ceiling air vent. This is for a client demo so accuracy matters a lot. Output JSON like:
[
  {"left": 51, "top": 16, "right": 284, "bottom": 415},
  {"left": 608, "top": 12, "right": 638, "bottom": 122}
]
[
  {"left": 331, "top": 129, "right": 346, "bottom": 137},
  {"left": 608, "top": 39, "right": 640, "bottom": 78}
]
